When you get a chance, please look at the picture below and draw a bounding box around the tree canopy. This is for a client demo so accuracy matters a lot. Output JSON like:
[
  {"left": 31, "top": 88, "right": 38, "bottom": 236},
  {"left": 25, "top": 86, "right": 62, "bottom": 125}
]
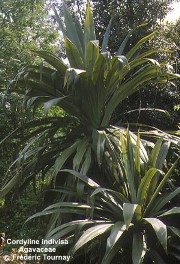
[{"left": 0, "top": 0, "right": 59, "bottom": 87}]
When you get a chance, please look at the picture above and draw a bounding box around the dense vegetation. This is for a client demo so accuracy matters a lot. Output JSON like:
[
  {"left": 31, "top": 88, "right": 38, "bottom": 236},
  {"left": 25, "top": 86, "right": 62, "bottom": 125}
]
[{"left": 0, "top": 1, "right": 180, "bottom": 263}]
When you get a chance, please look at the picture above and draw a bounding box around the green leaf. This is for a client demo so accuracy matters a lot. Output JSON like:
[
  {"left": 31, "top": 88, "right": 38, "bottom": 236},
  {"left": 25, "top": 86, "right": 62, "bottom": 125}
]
[
  {"left": 84, "top": 4, "right": 96, "bottom": 51},
  {"left": 102, "top": 19, "right": 112, "bottom": 52},
  {"left": 64, "top": 67, "right": 85, "bottom": 90},
  {"left": 117, "top": 31, "right": 132, "bottom": 56},
  {"left": 80, "top": 146, "right": 91, "bottom": 175},
  {"left": 158, "top": 207, "right": 180, "bottom": 217},
  {"left": 45, "top": 219, "right": 99, "bottom": 239},
  {"left": 134, "top": 131, "right": 141, "bottom": 187},
  {"left": 25, "top": 210, "right": 64, "bottom": 222},
  {"left": 121, "top": 132, "right": 137, "bottom": 202},
  {"left": 62, "top": 169, "right": 100, "bottom": 188},
  {"left": 71, "top": 223, "right": 113, "bottom": 255},
  {"left": 0, "top": 174, "right": 20, "bottom": 199},
  {"left": 26, "top": 207, "right": 88, "bottom": 223},
  {"left": 106, "top": 221, "right": 126, "bottom": 250},
  {"left": 129, "top": 49, "right": 159, "bottom": 69},
  {"left": 97, "top": 130, "right": 106, "bottom": 166},
  {"left": 117, "top": 24, "right": 148, "bottom": 55},
  {"left": 42, "top": 225, "right": 76, "bottom": 248},
  {"left": 53, "top": 7, "right": 66, "bottom": 36},
  {"left": 43, "top": 202, "right": 91, "bottom": 212},
  {"left": 103, "top": 64, "right": 161, "bottom": 125},
  {"left": 126, "top": 32, "right": 156, "bottom": 60},
  {"left": 132, "top": 233, "right": 146, "bottom": 264},
  {"left": 149, "top": 137, "right": 164, "bottom": 167},
  {"left": 151, "top": 188, "right": 180, "bottom": 216},
  {"left": 28, "top": 50, "right": 67, "bottom": 74},
  {"left": 123, "top": 203, "right": 139, "bottom": 229},
  {"left": 92, "top": 52, "right": 106, "bottom": 85},
  {"left": 155, "top": 141, "right": 170, "bottom": 169},
  {"left": 117, "top": 55, "right": 130, "bottom": 71},
  {"left": 129, "top": 131, "right": 148, "bottom": 164},
  {"left": 53, "top": 142, "right": 79, "bottom": 177},
  {"left": 63, "top": 5, "right": 83, "bottom": 58},
  {"left": 73, "top": 139, "right": 89, "bottom": 197},
  {"left": 74, "top": 18, "right": 84, "bottom": 53},
  {"left": 91, "top": 188, "right": 129, "bottom": 204},
  {"left": 65, "top": 38, "right": 84, "bottom": 69},
  {"left": 105, "top": 133, "right": 125, "bottom": 184},
  {"left": 86, "top": 40, "right": 99, "bottom": 75},
  {"left": 137, "top": 168, "right": 160, "bottom": 206},
  {"left": 102, "top": 221, "right": 126, "bottom": 264},
  {"left": 145, "top": 158, "right": 179, "bottom": 216},
  {"left": 144, "top": 218, "right": 167, "bottom": 251},
  {"left": 73, "top": 138, "right": 89, "bottom": 171},
  {"left": 168, "top": 227, "right": 180, "bottom": 238},
  {"left": 44, "top": 97, "right": 67, "bottom": 114}
]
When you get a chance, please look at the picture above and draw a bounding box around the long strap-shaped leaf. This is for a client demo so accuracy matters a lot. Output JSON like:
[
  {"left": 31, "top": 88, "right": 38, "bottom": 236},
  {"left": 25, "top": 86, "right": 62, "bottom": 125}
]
[
  {"left": 45, "top": 219, "right": 102, "bottom": 239},
  {"left": 158, "top": 207, "right": 180, "bottom": 218},
  {"left": 28, "top": 50, "right": 67, "bottom": 74},
  {"left": 123, "top": 203, "right": 141, "bottom": 230},
  {"left": 65, "top": 38, "right": 84, "bottom": 69},
  {"left": 101, "top": 221, "right": 127, "bottom": 264},
  {"left": 62, "top": 169, "right": 100, "bottom": 189},
  {"left": 52, "top": 141, "right": 79, "bottom": 178},
  {"left": 137, "top": 168, "right": 160, "bottom": 207},
  {"left": 151, "top": 188, "right": 180, "bottom": 216},
  {"left": 102, "top": 19, "right": 112, "bottom": 52},
  {"left": 91, "top": 188, "right": 129, "bottom": 204},
  {"left": 84, "top": 4, "right": 96, "bottom": 54},
  {"left": 116, "top": 23, "right": 148, "bottom": 56},
  {"left": 102, "top": 65, "right": 163, "bottom": 125},
  {"left": 121, "top": 132, "right": 137, "bottom": 202},
  {"left": 126, "top": 32, "right": 156, "bottom": 60},
  {"left": 144, "top": 158, "right": 179, "bottom": 216},
  {"left": 132, "top": 233, "right": 147, "bottom": 264},
  {"left": 144, "top": 218, "right": 167, "bottom": 252},
  {"left": 71, "top": 223, "right": 113, "bottom": 255},
  {"left": 73, "top": 138, "right": 90, "bottom": 171},
  {"left": 86, "top": 40, "right": 99, "bottom": 75},
  {"left": 63, "top": 5, "right": 84, "bottom": 59}
]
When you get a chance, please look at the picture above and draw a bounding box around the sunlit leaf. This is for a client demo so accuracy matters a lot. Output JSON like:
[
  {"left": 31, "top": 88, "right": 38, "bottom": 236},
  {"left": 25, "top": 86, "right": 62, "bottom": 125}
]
[
  {"left": 144, "top": 218, "right": 167, "bottom": 251},
  {"left": 132, "top": 233, "right": 147, "bottom": 264},
  {"left": 71, "top": 223, "right": 113, "bottom": 254},
  {"left": 158, "top": 207, "right": 180, "bottom": 218},
  {"left": 123, "top": 203, "right": 139, "bottom": 229},
  {"left": 102, "top": 222, "right": 126, "bottom": 264}
]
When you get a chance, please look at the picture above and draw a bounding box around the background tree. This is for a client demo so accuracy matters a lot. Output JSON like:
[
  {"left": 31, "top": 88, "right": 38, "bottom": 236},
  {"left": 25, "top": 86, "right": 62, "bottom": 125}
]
[
  {"left": 0, "top": 0, "right": 59, "bottom": 86},
  {"left": 0, "top": 0, "right": 60, "bottom": 239},
  {"left": 56, "top": 0, "right": 174, "bottom": 51},
  {"left": 92, "top": 0, "right": 174, "bottom": 52}
]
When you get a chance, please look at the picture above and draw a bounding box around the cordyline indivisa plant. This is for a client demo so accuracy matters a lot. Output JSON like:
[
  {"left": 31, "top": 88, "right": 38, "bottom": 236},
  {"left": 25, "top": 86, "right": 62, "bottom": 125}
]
[{"left": 0, "top": 4, "right": 179, "bottom": 264}]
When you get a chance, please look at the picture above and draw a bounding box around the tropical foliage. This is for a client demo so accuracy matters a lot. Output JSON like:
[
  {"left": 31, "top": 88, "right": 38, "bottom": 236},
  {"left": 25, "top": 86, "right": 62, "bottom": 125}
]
[
  {"left": 31, "top": 131, "right": 180, "bottom": 263},
  {"left": 1, "top": 4, "right": 179, "bottom": 197},
  {"left": 0, "top": 3, "right": 180, "bottom": 264}
]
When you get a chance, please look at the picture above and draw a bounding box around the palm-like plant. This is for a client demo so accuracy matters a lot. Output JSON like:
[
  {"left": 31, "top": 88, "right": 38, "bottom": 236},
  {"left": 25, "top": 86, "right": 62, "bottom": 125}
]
[
  {"left": 29, "top": 131, "right": 180, "bottom": 263},
  {"left": 0, "top": 5, "right": 179, "bottom": 198},
  {"left": 1, "top": 4, "right": 179, "bottom": 264}
]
